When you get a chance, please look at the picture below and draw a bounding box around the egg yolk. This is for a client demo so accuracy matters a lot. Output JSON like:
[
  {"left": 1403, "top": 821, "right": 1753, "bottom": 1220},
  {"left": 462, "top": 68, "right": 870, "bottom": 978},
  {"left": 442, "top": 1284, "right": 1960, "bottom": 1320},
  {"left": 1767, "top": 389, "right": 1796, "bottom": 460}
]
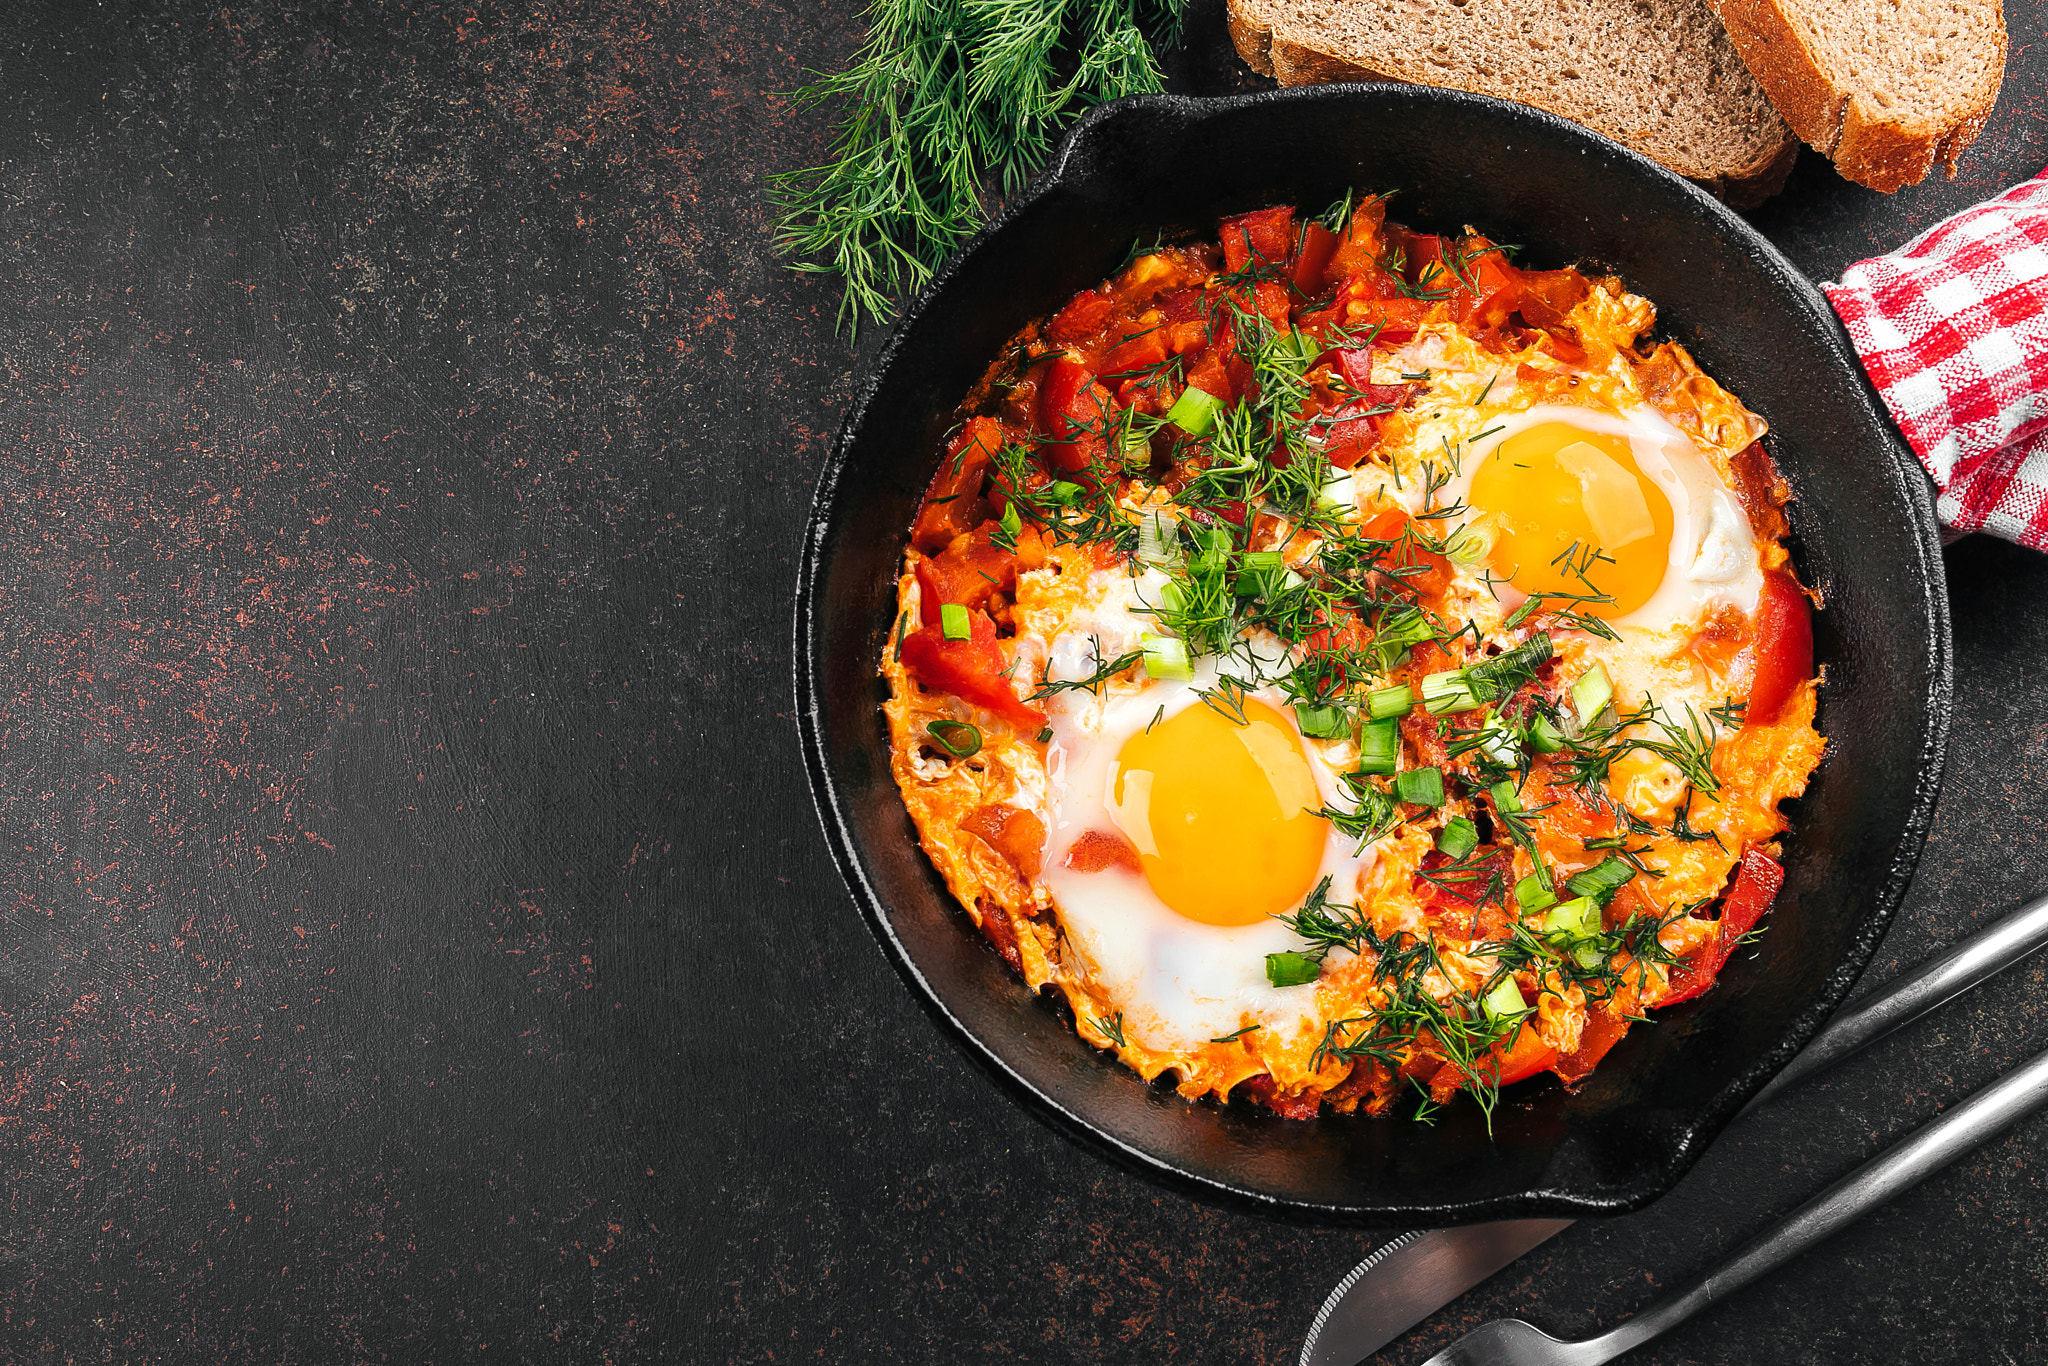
[
  {"left": 1467, "top": 422, "right": 1674, "bottom": 619},
  {"left": 1106, "top": 698, "right": 1328, "bottom": 927}
]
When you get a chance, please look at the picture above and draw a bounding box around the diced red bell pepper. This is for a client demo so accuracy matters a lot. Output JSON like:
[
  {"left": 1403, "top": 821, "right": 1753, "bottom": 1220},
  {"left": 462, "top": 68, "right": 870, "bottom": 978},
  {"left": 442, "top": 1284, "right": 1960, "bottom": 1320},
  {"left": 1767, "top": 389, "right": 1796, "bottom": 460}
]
[
  {"left": 912, "top": 417, "right": 1003, "bottom": 551},
  {"left": 1292, "top": 222, "right": 1340, "bottom": 298},
  {"left": 1747, "top": 571, "right": 1814, "bottom": 724},
  {"left": 1662, "top": 849, "right": 1787, "bottom": 1006},
  {"left": 1036, "top": 355, "right": 1114, "bottom": 472},
  {"left": 898, "top": 607, "right": 1044, "bottom": 728}
]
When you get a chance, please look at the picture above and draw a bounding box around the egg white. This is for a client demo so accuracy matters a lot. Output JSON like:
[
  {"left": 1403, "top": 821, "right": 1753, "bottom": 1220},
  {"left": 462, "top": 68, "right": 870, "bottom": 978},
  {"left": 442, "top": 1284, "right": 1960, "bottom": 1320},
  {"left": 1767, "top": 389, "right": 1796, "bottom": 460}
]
[{"left": 1012, "top": 565, "right": 1377, "bottom": 1055}]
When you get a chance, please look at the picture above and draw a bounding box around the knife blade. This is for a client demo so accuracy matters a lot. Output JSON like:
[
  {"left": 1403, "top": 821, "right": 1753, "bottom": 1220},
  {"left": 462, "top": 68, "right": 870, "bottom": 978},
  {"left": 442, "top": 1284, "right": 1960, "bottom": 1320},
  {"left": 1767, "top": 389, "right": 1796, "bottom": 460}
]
[{"left": 1299, "top": 888, "right": 2048, "bottom": 1366}]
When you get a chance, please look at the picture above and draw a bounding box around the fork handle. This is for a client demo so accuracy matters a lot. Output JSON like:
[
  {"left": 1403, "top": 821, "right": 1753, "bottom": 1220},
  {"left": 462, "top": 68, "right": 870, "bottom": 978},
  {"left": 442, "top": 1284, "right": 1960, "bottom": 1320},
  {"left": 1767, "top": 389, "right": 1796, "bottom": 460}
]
[{"left": 1584, "top": 1043, "right": 2048, "bottom": 1363}]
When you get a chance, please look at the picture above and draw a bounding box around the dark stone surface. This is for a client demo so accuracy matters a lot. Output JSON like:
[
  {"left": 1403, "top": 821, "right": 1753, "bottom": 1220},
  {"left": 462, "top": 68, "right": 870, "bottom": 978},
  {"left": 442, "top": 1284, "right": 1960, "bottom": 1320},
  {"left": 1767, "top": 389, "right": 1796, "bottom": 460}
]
[{"left": 0, "top": 0, "right": 2039, "bottom": 1360}]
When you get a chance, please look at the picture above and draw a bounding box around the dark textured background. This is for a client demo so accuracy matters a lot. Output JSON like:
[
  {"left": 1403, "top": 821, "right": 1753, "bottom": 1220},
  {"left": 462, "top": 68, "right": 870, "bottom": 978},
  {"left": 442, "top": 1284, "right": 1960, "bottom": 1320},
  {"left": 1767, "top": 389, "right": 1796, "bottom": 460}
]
[{"left": 0, "top": 1, "right": 2042, "bottom": 1361}]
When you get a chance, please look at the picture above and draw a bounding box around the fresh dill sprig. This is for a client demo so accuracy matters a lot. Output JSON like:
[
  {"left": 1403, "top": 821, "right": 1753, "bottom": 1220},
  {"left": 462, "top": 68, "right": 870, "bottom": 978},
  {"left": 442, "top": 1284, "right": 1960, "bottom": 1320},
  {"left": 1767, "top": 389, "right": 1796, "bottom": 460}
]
[
  {"left": 771, "top": 0, "right": 1189, "bottom": 335},
  {"left": 1027, "top": 638, "right": 1143, "bottom": 701}
]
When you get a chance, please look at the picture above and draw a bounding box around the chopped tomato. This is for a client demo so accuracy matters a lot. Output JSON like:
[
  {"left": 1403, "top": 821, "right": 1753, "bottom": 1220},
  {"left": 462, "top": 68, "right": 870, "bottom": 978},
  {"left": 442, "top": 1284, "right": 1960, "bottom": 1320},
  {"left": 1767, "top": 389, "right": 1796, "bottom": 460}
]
[
  {"left": 1747, "top": 571, "right": 1814, "bottom": 724},
  {"left": 1551, "top": 1006, "right": 1629, "bottom": 1086},
  {"left": 1100, "top": 324, "right": 1169, "bottom": 378},
  {"left": 1220, "top": 207, "right": 1296, "bottom": 325},
  {"left": 1320, "top": 365, "right": 1418, "bottom": 469},
  {"left": 1325, "top": 195, "right": 1389, "bottom": 282},
  {"left": 1292, "top": 221, "right": 1340, "bottom": 296},
  {"left": 1343, "top": 293, "right": 1430, "bottom": 342},
  {"left": 1063, "top": 828, "right": 1142, "bottom": 875},
  {"left": 1219, "top": 206, "right": 1295, "bottom": 274},
  {"left": 1046, "top": 289, "right": 1116, "bottom": 346},
  {"left": 1182, "top": 351, "right": 1234, "bottom": 405},
  {"left": 961, "top": 804, "right": 1046, "bottom": 881},
  {"left": 1237, "top": 1073, "right": 1322, "bottom": 1119},
  {"left": 1394, "top": 230, "right": 1446, "bottom": 290},
  {"left": 1488, "top": 1022, "right": 1560, "bottom": 1087},
  {"left": 1303, "top": 609, "right": 1371, "bottom": 658},
  {"left": 1505, "top": 269, "right": 1590, "bottom": 330},
  {"left": 1663, "top": 849, "right": 1786, "bottom": 1006},
  {"left": 912, "top": 417, "right": 1002, "bottom": 551},
  {"left": 1359, "top": 505, "right": 1451, "bottom": 599},
  {"left": 1036, "top": 355, "right": 1114, "bottom": 472},
  {"left": 915, "top": 524, "right": 1043, "bottom": 622},
  {"left": 899, "top": 607, "right": 1044, "bottom": 728}
]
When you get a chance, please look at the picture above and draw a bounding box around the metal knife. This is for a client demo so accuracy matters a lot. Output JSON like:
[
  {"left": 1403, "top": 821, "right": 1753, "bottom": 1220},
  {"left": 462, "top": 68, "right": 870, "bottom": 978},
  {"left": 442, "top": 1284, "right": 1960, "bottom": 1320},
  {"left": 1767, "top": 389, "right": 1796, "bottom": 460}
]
[{"left": 1299, "top": 889, "right": 2048, "bottom": 1366}]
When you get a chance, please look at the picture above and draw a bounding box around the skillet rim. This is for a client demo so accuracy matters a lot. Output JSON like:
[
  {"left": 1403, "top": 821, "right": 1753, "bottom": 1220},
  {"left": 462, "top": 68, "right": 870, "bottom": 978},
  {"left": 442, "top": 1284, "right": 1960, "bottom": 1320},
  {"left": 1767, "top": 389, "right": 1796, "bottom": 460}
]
[{"left": 793, "top": 82, "right": 1953, "bottom": 1224}]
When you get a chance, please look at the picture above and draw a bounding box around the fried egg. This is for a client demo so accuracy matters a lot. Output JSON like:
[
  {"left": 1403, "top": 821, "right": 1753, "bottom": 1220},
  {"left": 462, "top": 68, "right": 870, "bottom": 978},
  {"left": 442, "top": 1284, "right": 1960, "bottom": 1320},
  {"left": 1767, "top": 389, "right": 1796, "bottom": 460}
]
[{"left": 1014, "top": 567, "right": 1374, "bottom": 1054}]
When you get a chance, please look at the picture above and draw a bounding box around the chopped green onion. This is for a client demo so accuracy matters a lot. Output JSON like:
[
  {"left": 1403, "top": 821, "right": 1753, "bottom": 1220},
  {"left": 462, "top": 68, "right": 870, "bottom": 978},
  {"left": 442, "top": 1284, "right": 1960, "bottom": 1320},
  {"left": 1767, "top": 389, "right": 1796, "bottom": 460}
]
[
  {"left": 1489, "top": 779, "right": 1523, "bottom": 815},
  {"left": 1393, "top": 767, "right": 1445, "bottom": 807},
  {"left": 1571, "top": 662, "right": 1615, "bottom": 730},
  {"left": 1190, "top": 525, "right": 1231, "bottom": 572},
  {"left": 1477, "top": 712, "right": 1523, "bottom": 766},
  {"left": 1265, "top": 951, "right": 1322, "bottom": 988},
  {"left": 1482, "top": 975, "right": 1533, "bottom": 1026},
  {"left": 1035, "top": 727, "right": 1053, "bottom": 743},
  {"left": 1317, "top": 469, "right": 1357, "bottom": 513},
  {"left": 1436, "top": 817, "right": 1480, "bottom": 860},
  {"left": 1166, "top": 384, "right": 1224, "bottom": 436},
  {"left": 1358, "top": 717, "right": 1401, "bottom": 775},
  {"left": 1366, "top": 684, "right": 1415, "bottom": 720},
  {"left": 1444, "top": 522, "right": 1494, "bottom": 565},
  {"left": 1375, "top": 608, "right": 1436, "bottom": 652},
  {"left": 1295, "top": 702, "right": 1349, "bottom": 739},
  {"left": 1422, "top": 669, "right": 1483, "bottom": 715},
  {"left": 1294, "top": 702, "right": 1351, "bottom": 740},
  {"left": 1543, "top": 895, "right": 1603, "bottom": 941},
  {"left": 1044, "top": 480, "right": 1084, "bottom": 506},
  {"left": 1141, "top": 634, "right": 1193, "bottom": 682},
  {"left": 1234, "top": 550, "right": 1289, "bottom": 597},
  {"left": 1462, "top": 633, "right": 1555, "bottom": 701},
  {"left": 998, "top": 500, "right": 1023, "bottom": 540},
  {"left": 926, "top": 718, "right": 982, "bottom": 758},
  {"left": 1515, "top": 872, "right": 1558, "bottom": 916},
  {"left": 1136, "top": 510, "right": 1178, "bottom": 567},
  {"left": 940, "top": 603, "right": 971, "bottom": 641},
  {"left": 1526, "top": 712, "right": 1567, "bottom": 754},
  {"left": 1542, "top": 895, "right": 1606, "bottom": 967},
  {"left": 1565, "top": 856, "right": 1638, "bottom": 903}
]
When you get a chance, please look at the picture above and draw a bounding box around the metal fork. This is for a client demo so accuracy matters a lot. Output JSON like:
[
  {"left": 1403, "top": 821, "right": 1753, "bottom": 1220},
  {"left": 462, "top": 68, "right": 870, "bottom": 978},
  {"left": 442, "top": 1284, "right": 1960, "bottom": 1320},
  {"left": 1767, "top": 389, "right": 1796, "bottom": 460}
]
[{"left": 1417, "top": 1043, "right": 2048, "bottom": 1365}]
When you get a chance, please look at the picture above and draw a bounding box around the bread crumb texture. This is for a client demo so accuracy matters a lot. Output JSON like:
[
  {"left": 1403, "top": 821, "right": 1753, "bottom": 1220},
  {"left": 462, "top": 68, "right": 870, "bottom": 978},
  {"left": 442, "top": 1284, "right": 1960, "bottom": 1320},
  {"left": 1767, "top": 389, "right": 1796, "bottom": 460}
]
[
  {"left": 1226, "top": 0, "right": 1798, "bottom": 206},
  {"left": 1707, "top": 0, "right": 2005, "bottom": 189}
]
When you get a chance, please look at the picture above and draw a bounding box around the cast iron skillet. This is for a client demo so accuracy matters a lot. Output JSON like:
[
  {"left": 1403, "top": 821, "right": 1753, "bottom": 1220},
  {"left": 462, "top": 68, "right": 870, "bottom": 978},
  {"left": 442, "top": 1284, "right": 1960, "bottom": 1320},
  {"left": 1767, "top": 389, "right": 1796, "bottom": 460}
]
[{"left": 795, "top": 85, "right": 1951, "bottom": 1225}]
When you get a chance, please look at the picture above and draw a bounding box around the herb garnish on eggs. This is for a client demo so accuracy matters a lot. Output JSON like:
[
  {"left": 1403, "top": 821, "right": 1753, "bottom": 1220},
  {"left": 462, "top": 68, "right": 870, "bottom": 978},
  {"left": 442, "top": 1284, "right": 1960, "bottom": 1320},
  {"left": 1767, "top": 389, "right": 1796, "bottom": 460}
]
[{"left": 882, "top": 196, "right": 1822, "bottom": 1125}]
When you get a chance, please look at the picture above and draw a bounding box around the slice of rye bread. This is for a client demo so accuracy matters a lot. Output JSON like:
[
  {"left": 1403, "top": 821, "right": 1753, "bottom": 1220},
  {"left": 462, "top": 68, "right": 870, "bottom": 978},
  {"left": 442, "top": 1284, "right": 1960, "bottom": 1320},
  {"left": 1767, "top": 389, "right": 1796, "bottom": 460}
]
[
  {"left": 1226, "top": 0, "right": 1799, "bottom": 209},
  {"left": 1706, "top": 0, "right": 2006, "bottom": 191}
]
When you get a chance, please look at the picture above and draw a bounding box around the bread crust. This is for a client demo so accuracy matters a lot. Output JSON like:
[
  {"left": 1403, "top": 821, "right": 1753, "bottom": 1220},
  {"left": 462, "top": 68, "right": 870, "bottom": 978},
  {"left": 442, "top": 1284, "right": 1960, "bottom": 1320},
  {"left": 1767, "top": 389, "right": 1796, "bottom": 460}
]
[
  {"left": 1706, "top": 0, "right": 2007, "bottom": 191},
  {"left": 1224, "top": 0, "right": 1798, "bottom": 209}
]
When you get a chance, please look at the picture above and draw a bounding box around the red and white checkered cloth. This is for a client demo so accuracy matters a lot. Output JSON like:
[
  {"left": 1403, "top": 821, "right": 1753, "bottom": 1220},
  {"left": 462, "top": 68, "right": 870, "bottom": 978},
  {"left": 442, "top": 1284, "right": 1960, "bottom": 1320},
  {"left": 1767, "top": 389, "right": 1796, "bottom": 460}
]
[{"left": 1824, "top": 168, "right": 2048, "bottom": 550}]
